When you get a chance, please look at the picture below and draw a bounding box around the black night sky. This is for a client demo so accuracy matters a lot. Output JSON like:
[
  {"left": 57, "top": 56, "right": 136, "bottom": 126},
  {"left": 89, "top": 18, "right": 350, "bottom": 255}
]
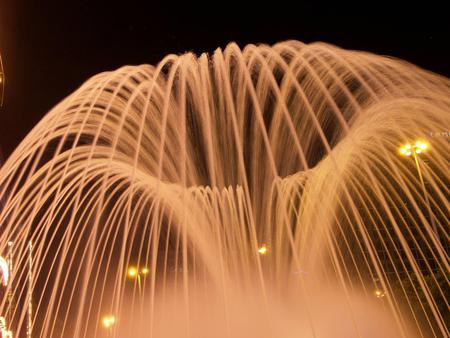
[{"left": 0, "top": 1, "right": 449, "bottom": 158}]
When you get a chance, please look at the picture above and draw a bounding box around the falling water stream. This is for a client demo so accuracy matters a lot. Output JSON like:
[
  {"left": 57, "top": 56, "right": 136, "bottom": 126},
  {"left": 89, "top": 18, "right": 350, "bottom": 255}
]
[{"left": 0, "top": 41, "right": 448, "bottom": 337}]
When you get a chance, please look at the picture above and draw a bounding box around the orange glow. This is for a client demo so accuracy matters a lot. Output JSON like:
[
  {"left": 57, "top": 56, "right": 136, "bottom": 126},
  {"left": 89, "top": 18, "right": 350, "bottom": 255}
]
[
  {"left": 258, "top": 245, "right": 268, "bottom": 255},
  {"left": 127, "top": 266, "right": 138, "bottom": 278},
  {"left": 399, "top": 140, "right": 428, "bottom": 157},
  {"left": 102, "top": 315, "right": 115, "bottom": 328},
  {"left": 374, "top": 289, "right": 386, "bottom": 298}
]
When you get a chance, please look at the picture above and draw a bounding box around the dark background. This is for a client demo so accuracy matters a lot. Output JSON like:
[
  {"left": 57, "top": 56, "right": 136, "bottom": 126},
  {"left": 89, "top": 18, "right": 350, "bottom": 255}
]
[{"left": 0, "top": 1, "right": 449, "bottom": 158}]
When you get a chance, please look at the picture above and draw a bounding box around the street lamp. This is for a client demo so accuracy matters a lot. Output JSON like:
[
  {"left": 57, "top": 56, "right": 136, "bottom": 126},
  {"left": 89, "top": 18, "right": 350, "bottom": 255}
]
[
  {"left": 127, "top": 266, "right": 149, "bottom": 295},
  {"left": 258, "top": 244, "right": 268, "bottom": 255},
  {"left": 127, "top": 266, "right": 138, "bottom": 278},
  {"left": 399, "top": 140, "right": 440, "bottom": 243},
  {"left": 374, "top": 289, "right": 386, "bottom": 298},
  {"left": 102, "top": 315, "right": 115, "bottom": 327},
  {"left": 101, "top": 315, "right": 115, "bottom": 337}
]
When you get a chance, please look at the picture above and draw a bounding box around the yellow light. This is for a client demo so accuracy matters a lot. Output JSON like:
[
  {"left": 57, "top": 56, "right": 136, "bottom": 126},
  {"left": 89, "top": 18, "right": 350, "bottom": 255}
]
[
  {"left": 406, "top": 151, "right": 411, "bottom": 156},
  {"left": 400, "top": 140, "right": 430, "bottom": 153},
  {"left": 258, "top": 245, "right": 268, "bottom": 255},
  {"left": 0, "top": 256, "right": 9, "bottom": 285},
  {"left": 415, "top": 149, "right": 422, "bottom": 154},
  {"left": 141, "top": 267, "right": 149, "bottom": 275},
  {"left": 127, "top": 266, "right": 138, "bottom": 278},
  {"left": 102, "top": 315, "right": 115, "bottom": 328},
  {"left": 102, "top": 318, "right": 110, "bottom": 327},
  {"left": 374, "top": 289, "right": 386, "bottom": 298}
]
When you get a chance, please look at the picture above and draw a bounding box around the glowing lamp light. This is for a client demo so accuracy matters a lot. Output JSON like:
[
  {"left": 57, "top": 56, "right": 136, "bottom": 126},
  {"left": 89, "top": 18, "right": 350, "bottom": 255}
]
[
  {"left": 258, "top": 244, "right": 268, "bottom": 255},
  {"left": 127, "top": 266, "right": 150, "bottom": 278},
  {"left": 399, "top": 140, "right": 428, "bottom": 157},
  {"left": 102, "top": 315, "right": 115, "bottom": 328},
  {"left": 127, "top": 266, "right": 138, "bottom": 278},
  {"left": 374, "top": 289, "right": 386, "bottom": 298},
  {"left": 0, "top": 256, "right": 9, "bottom": 286}
]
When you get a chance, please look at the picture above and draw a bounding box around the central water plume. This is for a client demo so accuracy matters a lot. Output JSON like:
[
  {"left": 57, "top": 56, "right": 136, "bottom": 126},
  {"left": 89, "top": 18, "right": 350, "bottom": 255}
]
[{"left": 0, "top": 41, "right": 448, "bottom": 338}]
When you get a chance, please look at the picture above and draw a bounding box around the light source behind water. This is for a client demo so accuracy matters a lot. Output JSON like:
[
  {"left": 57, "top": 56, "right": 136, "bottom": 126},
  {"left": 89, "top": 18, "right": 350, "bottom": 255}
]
[{"left": 0, "top": 41, "right": 448, "bottom": 337}]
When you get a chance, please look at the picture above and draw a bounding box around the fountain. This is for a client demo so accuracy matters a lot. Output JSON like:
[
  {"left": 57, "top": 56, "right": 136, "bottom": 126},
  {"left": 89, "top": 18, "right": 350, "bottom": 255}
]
[{"left": 0, "top": 41, "right": 448, "bottom": 337}]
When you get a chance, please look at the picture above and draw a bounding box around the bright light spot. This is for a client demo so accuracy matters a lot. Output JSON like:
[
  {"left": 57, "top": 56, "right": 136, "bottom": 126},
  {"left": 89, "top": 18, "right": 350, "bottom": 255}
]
[
  {"left": 128, "top": 266, "right": 138, "bottom": 278},
  {"left": 0, "top": 256, "right": 9, "bottom": 286},
  {"left": 258, "top": 245, "right": 268, "bottom": 255},
  {"left": 401, "top": 140, "right": 429, "bottom": 157},
  {"left": 102, "top": 315, "right": 115, "bottom": 328},
  {"left": 374, "top": 289, "right": 386, "bottom": 298},
  {"left": 141, "top": 267, "right": 149, "bottom": 275},
  {"left": 0, "top": 316, "right": 13, "bottom": 337}
]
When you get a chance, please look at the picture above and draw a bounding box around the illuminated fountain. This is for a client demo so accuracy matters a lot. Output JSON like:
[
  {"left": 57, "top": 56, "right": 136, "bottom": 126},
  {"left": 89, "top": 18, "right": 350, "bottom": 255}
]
[
  {"left": 0, "top": 254, "right": 13, "bottom": 337},
  {"left": 0, "top": 52, "right": 4, "bottom": 107},
  {"left": 0, "top": 41, "right": 448, "bottom": 337}
]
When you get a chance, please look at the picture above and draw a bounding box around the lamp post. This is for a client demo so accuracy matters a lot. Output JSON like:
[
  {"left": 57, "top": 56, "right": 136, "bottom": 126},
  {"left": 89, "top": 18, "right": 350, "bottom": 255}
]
[
  {"left": 101, "top": 315, "right": 115, "bottom": 337},
  {"left": 127, "top": 266, "right": 149, "bottom": 296},
  {"left": 399, "top": 140, "right": 440, "bottom": 244},
  {"left": 374, "top": 289, "right": 386, "bottom": 298},
  {"left": 258, "top": 244, "right": 268, "bottom": 255}
]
